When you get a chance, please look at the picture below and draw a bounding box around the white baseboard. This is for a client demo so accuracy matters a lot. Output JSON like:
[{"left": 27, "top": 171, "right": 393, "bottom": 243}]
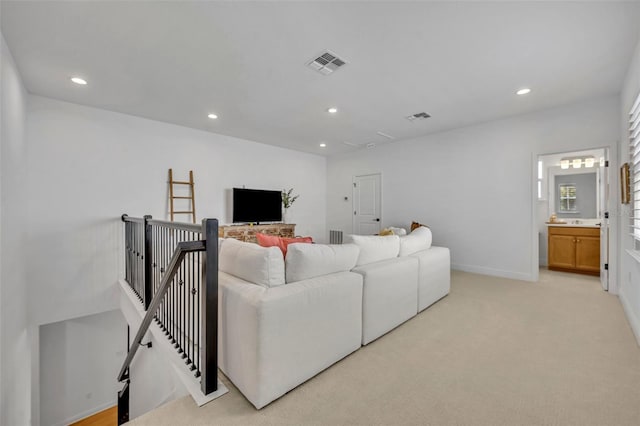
[
  {"left": 54, "top": 399, "right": 116, "bottom": 426},
  {"left": 619, "top": 285, "right": 640, "bottom": 346},
  {"left": 451, "top": 263, "right": 534, "bottom": 282}
]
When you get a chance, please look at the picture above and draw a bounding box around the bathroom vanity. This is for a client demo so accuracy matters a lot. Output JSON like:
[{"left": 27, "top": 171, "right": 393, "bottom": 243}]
[{"left": 547, "top": 224, "right": 600, "bottom": 275}]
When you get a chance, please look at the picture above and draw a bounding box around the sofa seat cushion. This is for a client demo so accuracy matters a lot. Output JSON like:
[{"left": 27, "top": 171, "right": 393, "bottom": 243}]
[
  {"left": 219, "top": 238, "right": 285, "bottom": 288},
  {"left": 399, "top": 226, "right": 432, "bottom": 257},
  {"left": 345, "top": 234, "right": 400, "bottom": 266},
  {"left": 285, "top": 243, "right": 359, "bottom": 283}
]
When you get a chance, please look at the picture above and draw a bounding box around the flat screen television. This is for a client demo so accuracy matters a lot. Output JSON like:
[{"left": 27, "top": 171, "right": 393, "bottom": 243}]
[{"left": 232, "top": 188, "right": 282, "bottom": 223}]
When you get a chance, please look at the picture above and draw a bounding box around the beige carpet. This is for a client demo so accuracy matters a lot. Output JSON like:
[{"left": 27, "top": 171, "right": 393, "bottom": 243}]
[{"left": 130, "top": 270, "right": 640, "bottom": 426}]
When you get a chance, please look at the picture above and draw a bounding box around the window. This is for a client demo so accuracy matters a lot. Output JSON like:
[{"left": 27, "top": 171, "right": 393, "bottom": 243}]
[
  {"left": 559, "top": 184, "right": 577, "bottom": 212},
  {"left": 630, "top": 91, "right": 640, "bottom": 249},
  {"left": 537, "top": 160, "right": 544, "bottom": 200}
]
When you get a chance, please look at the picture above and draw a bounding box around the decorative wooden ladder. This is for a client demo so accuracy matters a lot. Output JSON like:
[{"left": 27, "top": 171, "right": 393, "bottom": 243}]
[{"left": 168, "top": 169, "right": 196, "bottom": 223}]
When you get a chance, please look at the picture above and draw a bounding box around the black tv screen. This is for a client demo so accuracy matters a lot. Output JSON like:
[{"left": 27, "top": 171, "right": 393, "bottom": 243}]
[{"left": 233, "top": 188, "right": 282, "bottom": 223}]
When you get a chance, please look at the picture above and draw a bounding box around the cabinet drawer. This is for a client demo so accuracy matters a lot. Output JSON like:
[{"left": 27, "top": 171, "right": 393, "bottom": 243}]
[{"left": 548, "top": 226, "right": 599, "bottom": 237}]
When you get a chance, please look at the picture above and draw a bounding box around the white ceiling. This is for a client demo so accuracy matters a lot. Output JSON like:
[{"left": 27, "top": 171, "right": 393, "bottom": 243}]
[{"left": 2, "top": 1, "right": 640, "bottom": 156}]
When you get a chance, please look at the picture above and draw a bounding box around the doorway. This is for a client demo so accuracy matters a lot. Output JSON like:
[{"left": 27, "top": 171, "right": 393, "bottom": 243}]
[
  {"left": 353, "top": 173, "right": 382, "bottom": 235},
  {"left": 536, "top": 148, "right": 609, "bottom": 290}
]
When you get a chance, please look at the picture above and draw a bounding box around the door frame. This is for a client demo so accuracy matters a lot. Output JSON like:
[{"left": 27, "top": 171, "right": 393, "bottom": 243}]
[
  {"left": 352, "top": 172, "right": 383, "bottom": 234},
  {"left": 531, "top": 146, "right": 616, "bottom": 292}
]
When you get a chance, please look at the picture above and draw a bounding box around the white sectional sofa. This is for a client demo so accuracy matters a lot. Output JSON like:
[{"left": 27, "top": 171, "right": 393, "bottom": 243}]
[{"left": 216, "top": 226, "right": 449, "bottom": 409}]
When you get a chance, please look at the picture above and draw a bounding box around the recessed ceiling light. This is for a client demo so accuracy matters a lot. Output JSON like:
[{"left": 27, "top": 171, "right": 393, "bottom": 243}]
[
  {"left": 327, "top": 107, "right": 338, "bottom": 114},
  {"left": 516, "top": 88, "right": 531, "bottom": 95},
  {"left": 207, "top": 113, "right": 218, "bottom": 119},
  {"left": 319, "top": 143, "right": 327, "bottom": 148},
  {"left": 70, "top": 77, "right": 87, "bottom": 85}
]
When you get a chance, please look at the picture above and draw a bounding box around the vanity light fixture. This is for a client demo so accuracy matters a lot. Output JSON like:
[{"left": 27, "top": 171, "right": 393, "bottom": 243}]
[
  {"left": 319, "top": 143, "right": 327, "bottom": 148},
  {"left": 70, "top": 77, "right": 87, "bottom": 85},
  {"left": 516, "top": 88, "right": 531, "bottom": 95},
  {"left": 207, "top": 113, "right": 218, "bottom": 119},
  {"left": 560, "top": 156, "right": 596, "bottom": 169},
  {"left": 327, "top": 107, "right": 338, "bottom": 114}
]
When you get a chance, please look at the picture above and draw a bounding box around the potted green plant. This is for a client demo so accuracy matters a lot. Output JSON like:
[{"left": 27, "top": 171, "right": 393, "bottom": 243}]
[{"left": 281, "top": 188, "right": 299, "bottom": 223}]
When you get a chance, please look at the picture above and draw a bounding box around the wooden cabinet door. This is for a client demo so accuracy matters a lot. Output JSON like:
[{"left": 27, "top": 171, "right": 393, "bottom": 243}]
[
  {"left": 548, "top": 235, "right": 576, "bottom": 269},
  {"left": 575, "top": 236, "right": 600, "bottom": 273}
]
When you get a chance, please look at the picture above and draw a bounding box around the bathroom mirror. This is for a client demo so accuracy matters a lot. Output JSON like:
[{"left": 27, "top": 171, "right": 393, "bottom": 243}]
[{"left": 548, "top": 168, "right": 598, "bottom": 219}]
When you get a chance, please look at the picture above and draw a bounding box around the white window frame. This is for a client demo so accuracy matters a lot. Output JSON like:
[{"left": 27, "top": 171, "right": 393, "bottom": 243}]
[
  {"left": 629, "top": 91, "right": 640, "bottom": 252},
  {"left": 537, "top": 160, "right": 544, "bottom": 200}
]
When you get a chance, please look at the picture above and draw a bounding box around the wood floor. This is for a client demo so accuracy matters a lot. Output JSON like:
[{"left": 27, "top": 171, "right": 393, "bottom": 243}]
[{"left": 70, "top": 406, "right": 117, "bottom": 426}]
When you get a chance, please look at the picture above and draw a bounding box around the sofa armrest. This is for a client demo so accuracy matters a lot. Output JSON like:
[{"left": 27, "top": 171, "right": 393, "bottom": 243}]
[{"left": 218, "top": 271, "right": 363, "bottom": 408}]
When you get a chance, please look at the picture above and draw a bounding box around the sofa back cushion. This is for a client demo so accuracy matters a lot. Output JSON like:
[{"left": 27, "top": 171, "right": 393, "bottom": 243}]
[
  {"left": 399, "top": 226, "right": 433, "bottom": 257},
  {"left": 345, "top": 234, "right": 400, "bottom": 266},
  {"left": 219, "top": 238, "right": 285, "bottom": 287},
  {"left": 285, "top": 243, "right": 360, "bottom": 283}
]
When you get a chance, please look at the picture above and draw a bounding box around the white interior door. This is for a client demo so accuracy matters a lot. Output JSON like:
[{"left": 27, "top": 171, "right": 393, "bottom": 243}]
[
  {"left": 353, "top": 173, "right": 382, "bottom": 235},
  {"left": 599, "top": 151, "right": 609, "bottom": 291}
]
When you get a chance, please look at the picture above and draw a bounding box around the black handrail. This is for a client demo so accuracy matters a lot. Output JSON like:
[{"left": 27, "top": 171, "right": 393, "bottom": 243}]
[
  {"left": 121, "top": 214, "right": 145, "bottom": 224},
  {"left": 118, "top": 239, "right": 205, "bottom": 382},
  {"left": 147, "top": 218, "right": 202, "bottom": 233}
]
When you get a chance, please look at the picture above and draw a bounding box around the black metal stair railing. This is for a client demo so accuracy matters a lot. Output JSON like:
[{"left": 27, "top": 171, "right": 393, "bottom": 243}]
[
  {"left": 123, "top": 216, "right": 147, "bottom": 303},
  {"left": 149, "top": 219, "right": 206, "bottom": 373},
  {"left": 119, "top": 215, "right": 219, "bottom": 425}
]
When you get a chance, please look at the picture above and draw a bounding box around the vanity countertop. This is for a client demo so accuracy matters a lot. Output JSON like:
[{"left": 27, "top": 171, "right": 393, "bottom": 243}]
[{"left": 545, "top": 222, "right": 600, "bottom": 228}]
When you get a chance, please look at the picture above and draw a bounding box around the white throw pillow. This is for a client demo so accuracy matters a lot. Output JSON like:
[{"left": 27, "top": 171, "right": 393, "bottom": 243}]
[
  {"left": 388, "top": 227, "right": 407, "bottom": 236},
  {"left": 399, "top": 226, "right": 432, "bottom": 257},
  {"left": 285, "top": 243, "right": 360, "bottom": 283},
  {"left": 218, "top": 238, "right": 285, "bottom": 287},
  {"left": 345, "top": 234, "right": 400, "bottom": 266}
]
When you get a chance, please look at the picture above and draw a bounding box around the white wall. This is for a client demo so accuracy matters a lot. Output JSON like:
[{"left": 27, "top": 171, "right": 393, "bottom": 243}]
[
  {"left": 327, "top": 96, "right": 619, "bottom": 282},
  {"left": 26, "top": 95, "right": 327, "bottom": 327},
  {"left": 0, "top": 33, "right": 31, "bottom": 425},
  {"left": 619, "top": 37, "right": 640, "bottom": 345},
  {"left": 39, "top": 310, "right": 126, "bottom": 426}
]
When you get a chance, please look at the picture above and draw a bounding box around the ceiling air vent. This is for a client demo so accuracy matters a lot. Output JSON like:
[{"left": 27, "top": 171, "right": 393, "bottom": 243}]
[
  {"left": 405, "top": 112, "right": 431, "bottom": 121},
  {"left": 307, "top": 51, "right": 347, "bottom": 75}
]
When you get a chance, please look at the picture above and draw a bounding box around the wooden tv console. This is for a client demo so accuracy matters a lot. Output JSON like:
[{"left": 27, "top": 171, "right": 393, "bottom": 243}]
[{"left": 219, "top": 223, "right": 296, "bottom": 243}]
